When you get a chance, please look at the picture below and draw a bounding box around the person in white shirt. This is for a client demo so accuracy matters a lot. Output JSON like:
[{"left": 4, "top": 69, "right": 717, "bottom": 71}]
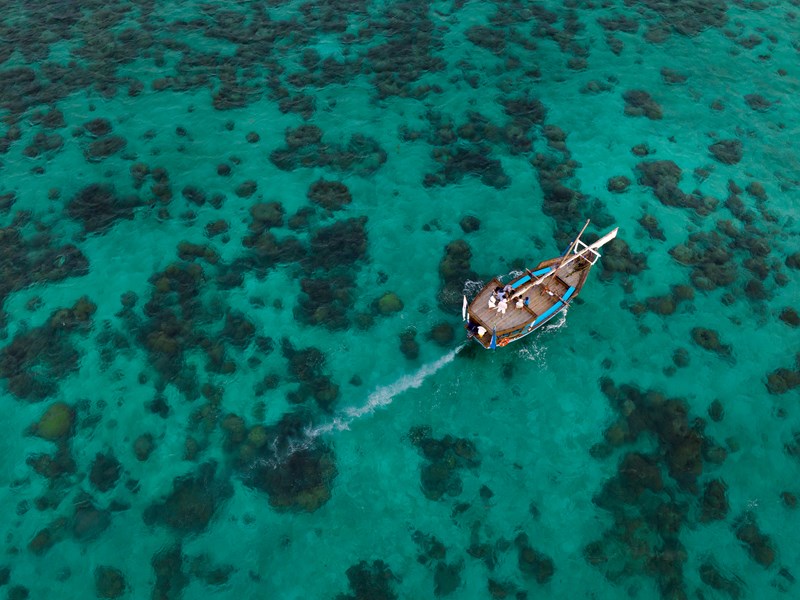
[{"left": 497, "top": 298, "right": 508, "bottom": 314}]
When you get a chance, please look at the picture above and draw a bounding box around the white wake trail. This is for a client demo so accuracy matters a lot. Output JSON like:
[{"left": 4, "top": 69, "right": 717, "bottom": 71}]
[
  {"left": 263, "top": 345, "right": 464, "bottom": 466},
  {"left": 305, "top": 344, "right": 463, "bottom": 439}
]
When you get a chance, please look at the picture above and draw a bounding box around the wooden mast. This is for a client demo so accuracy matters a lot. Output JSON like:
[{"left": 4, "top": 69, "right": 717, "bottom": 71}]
[
  {"left": 511, "top": 227, "right": 619, "bottom": 300},
  {"left": 558, "top": 219, "right": 590, "bottom": 268}
]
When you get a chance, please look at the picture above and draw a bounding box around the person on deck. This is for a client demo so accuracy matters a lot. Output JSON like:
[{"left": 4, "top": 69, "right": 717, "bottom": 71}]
[
  {"left": 497, "top": 298, "right": 508, "bottom": 315},
  {"left": 466, "top": 320, "right": 479, "bottom": 337}
]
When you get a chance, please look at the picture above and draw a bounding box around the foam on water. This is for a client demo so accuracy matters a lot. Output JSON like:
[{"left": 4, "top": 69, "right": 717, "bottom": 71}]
[
  {"left": 462, "top": 279, "right": 487, "bottom": 297},
  {"left": 341, "top": 345, "right": 463, "bottom": 419},
  {"left": 263, "top": 344, "right": 464, "bottom": 466},
  {"left": 515, "top": 310, "right": 568, "bottom": 365}
]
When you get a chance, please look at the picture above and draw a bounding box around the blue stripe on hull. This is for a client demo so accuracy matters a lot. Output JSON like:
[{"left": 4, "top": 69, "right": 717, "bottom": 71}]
[
  {"left": 471, "top": 284, "right": 576, "bottom": 349},
  {"left": 511, "top": 267, "right": 553, "bottom": 289},
  {"left": 511, "top": 275, "right": 530, "bottom": 289},
  {"left": 534, "top": 301, "right": 563, "bottom": 326}
]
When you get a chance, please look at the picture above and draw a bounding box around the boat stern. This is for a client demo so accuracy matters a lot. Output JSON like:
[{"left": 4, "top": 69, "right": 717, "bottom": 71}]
[{"left": 464, "top": 319, "right": 495, "bottom": 349}]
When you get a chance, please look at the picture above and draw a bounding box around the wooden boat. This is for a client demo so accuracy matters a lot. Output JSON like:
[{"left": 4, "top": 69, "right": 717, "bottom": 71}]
[{"left": 462, "top": 221, "right": 618, "bottom": 349}]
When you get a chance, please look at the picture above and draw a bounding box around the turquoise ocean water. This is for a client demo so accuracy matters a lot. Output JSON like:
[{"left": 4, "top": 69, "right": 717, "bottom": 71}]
[{"left": 0, "top": 0, "right": 798, "bottom": 598}]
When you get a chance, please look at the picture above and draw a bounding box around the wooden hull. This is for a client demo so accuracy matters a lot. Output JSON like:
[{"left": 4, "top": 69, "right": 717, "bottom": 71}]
[{"left": 464, "top": 253, "right": 594, "bottom": 349}]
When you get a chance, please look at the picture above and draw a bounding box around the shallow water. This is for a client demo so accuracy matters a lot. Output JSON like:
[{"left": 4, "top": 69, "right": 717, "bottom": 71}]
[{"left": 0, "top": 0, "right": 799, "bottom": 598}]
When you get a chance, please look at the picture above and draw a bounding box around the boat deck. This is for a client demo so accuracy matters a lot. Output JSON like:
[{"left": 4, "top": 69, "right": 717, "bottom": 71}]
[{"left": 467, "top": 257, "right": 589, "bottom": 340}]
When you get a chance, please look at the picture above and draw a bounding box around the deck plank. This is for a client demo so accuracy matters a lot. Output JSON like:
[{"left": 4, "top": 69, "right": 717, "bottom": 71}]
[{"left": 467, "top": 256, "right": 592, "bottom": 337}]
